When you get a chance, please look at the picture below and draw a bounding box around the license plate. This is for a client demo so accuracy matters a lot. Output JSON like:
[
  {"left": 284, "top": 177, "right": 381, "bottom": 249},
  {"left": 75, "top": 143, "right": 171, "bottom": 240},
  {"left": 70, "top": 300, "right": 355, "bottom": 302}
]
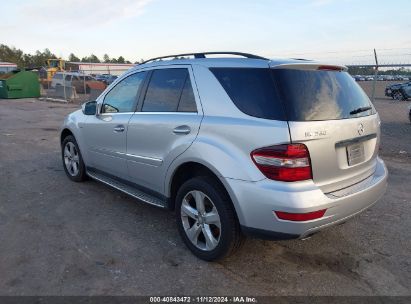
[{"left": 346, "top": 143, "right": 365, "bottom": 166}]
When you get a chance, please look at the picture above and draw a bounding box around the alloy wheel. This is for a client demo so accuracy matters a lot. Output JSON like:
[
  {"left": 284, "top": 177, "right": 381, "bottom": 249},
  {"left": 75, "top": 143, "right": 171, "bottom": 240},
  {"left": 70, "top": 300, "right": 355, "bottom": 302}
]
[
  {"left": 63, "top": 142, "right": 80, "bottom": 176},
  {"left": 180, "top": 190, "right": 221, "bottom": 251},
  {"left": 393, "top": 91, "right": 403, "bottom": 101}
]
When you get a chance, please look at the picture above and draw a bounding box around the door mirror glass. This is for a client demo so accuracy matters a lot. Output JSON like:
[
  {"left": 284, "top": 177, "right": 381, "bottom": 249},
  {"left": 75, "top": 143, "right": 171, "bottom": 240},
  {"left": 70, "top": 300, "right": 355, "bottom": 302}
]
[{"left": 82, "top": 100, "right": 97, "bottom": 115}]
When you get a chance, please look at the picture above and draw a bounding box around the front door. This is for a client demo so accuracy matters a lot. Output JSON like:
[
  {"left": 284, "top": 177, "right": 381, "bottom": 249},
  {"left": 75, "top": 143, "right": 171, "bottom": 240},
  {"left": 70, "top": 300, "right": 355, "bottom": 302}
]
[
  {"left": 403, "top": 82, "right": 411, "bottom": 97},
  {"left": 82, "top": 71, "right": 147, "bottom": 179}
]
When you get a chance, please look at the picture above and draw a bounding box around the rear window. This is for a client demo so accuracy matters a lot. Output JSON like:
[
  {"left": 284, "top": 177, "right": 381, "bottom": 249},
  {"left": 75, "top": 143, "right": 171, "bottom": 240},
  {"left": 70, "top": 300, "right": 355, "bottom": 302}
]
[
  {"left": 271, "top": 69, "right": 374, "bottom": 121},
  {"left": 210, "top": 68, "right": 374, "bottom": 121}
]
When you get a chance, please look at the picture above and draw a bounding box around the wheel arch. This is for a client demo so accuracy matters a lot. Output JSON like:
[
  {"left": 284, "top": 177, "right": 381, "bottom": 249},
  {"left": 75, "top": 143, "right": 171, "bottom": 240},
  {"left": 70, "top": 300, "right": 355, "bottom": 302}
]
[
  {"left": 167, "top": 161, "right": 241, "bottom": 223},
  {"left": 60, "top": 128, "right": 74, "bottom": 145},
  {"left": 60, "top": 127, "right": 88, "bottom": 163}
]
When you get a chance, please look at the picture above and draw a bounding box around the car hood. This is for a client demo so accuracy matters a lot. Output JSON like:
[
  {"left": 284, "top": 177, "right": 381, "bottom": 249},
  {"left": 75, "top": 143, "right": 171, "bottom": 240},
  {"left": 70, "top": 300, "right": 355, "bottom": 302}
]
[{"left": 387, "top": 83, "right": 403, "bottom": 89}]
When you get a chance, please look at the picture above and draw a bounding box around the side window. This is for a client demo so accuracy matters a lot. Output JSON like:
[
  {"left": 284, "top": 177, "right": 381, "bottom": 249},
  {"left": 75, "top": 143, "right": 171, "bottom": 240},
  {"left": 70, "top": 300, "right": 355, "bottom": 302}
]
[
  {"left": 142, "top": 68, "right": 196, "bottom": 112},
  {"left": 65, "top": 75, "right": 72, "bottom": 81},
  {"left": 102, "top": 72, "right": 146, "bottom": 113},
  {"left": 178, "top": 76, "right": 197, "bottom": 112}
]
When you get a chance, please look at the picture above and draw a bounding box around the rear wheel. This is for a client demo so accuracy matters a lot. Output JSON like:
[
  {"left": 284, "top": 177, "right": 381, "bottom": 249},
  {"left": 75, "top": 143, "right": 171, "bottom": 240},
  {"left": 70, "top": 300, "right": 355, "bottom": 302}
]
[
  {"left": 62, "top": 135, "right": 87, "bottom": 182},
  {"left": 175, "top": 176, "right": 243, "bottom": 261}
]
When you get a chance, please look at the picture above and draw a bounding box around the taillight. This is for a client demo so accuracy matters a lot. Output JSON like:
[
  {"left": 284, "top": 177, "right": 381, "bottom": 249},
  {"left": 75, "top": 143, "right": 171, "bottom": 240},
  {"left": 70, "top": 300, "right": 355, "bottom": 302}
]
[{"left": 251, "top": 144, "right": 312, "bottom": 182}]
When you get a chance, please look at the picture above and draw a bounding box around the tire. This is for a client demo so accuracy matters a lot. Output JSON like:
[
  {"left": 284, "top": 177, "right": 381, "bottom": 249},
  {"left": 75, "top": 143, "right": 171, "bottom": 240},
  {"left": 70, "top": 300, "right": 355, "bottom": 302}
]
[
  {"left": 61, "top": 135, "right": 87, "bottom": 182},
  {"left": 393, "top": 91, "right": 404, "bottom": 101},
  {"left": 175, "top": 176, "right": 243, "bottom": 261}
]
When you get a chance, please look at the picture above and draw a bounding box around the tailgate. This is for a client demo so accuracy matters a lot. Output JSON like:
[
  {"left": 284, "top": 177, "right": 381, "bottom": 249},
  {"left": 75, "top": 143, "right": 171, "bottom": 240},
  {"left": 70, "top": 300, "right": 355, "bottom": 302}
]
[
  {"left": 270, "top": 64, "right": 380, "bottom": 193},
  {"left": 288, "top": 115, "right": 380, "bottom": 193}
]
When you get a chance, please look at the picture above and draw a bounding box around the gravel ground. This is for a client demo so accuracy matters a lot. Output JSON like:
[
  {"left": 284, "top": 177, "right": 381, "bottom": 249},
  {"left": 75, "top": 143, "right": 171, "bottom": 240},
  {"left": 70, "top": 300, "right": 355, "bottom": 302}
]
[{"left": 0, "top": 82, "right": 410, "bottom": 296}]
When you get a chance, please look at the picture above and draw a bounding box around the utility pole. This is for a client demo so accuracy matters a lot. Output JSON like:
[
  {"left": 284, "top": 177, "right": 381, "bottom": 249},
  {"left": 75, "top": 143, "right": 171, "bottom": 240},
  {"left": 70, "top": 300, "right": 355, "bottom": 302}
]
[{"left": 371, "top": 49, "right": 379, "bottom": 102}]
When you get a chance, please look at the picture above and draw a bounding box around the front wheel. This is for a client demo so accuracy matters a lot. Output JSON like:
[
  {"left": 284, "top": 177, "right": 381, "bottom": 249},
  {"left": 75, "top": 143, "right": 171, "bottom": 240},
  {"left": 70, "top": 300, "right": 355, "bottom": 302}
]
[
  {"left": 62, "top": 135, "right": 87, "bottom": 182},
  {"left": 393, "top": 91, "right": 405, "bottom": 101},
  {"left": 175, "top": 176, "right": 243, "bottom": 261}
]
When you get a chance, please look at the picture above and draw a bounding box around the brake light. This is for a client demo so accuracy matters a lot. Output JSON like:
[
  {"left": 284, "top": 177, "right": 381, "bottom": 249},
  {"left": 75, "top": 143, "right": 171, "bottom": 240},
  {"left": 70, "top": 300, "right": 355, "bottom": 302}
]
[
  {"left": 274, "top": 209, "right": 326, "bottom": 221},
  {"left": 317, "top": 65, "right": 343, "bottom": 71},
  {"left": 251, "top": 144, "right": 312, "bottom": 182}
]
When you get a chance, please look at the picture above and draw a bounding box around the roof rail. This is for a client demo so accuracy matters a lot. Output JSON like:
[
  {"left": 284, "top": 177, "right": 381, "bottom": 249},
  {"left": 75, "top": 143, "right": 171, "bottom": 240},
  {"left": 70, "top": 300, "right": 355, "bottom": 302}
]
[{"left": 140, "top": 52, "right": 268, "bottom": 65}]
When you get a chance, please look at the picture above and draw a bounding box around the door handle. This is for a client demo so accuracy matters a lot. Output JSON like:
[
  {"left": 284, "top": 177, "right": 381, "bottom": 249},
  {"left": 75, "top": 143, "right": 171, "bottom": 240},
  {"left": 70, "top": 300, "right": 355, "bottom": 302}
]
[
  {"left": 173, "top": 125, "right": 191, "bottom": 135},
  {"left": 114, "top": 125, "right": 125, "bottom": 132}
]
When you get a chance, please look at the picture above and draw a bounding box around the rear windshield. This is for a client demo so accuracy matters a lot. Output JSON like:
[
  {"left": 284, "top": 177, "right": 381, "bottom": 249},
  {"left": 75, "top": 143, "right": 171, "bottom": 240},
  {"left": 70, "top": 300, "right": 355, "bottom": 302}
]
[{"left": 210, "top": 68, "right": 374, "bottom": 121}]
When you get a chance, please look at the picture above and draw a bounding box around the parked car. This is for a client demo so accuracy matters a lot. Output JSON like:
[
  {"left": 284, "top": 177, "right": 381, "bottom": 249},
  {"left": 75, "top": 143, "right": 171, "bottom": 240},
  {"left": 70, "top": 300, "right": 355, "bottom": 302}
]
[
  {"left": 104, "top": 75, "right": 118, "bottom": 85},
  {"left": 354, "top": 75, "right": 365, "bottom": 81},
  {"left": 60, "top": 52, "right": 388, "bottom": 261},
  {"left": 385, "top": 81, "right": 411, "bottom": 100},
  {"left": 71, "top": 75, "right": 106, "bottom": 94},
  {"left": 95, "top": 74, "right": 119, "bottom": 85},
  {"left": 95, "top": 74, "right": 109, "bottom": 82},
  {"left": 50, "top": 72, "right": 80, "bottom": 88}
]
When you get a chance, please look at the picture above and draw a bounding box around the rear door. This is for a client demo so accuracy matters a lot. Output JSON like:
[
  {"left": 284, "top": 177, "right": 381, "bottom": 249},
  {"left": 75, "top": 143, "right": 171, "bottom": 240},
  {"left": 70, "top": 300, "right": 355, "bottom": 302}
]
[
  {"left": 126, "top": 66, "right": 202, "bottom": 194},
  {"left": 271, "top": 65, "right": 380, "bottom": 193}
]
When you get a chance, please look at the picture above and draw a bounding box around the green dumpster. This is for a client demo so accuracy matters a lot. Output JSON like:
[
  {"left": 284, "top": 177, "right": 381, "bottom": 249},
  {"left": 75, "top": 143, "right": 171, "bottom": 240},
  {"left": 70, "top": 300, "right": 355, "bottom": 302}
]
[{"left": 0, "top": 70, "right": 40, "bottom": 99}]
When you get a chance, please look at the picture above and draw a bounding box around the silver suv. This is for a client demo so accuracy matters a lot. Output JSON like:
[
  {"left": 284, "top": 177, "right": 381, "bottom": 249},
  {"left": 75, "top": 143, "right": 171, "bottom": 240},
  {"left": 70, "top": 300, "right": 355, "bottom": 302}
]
[{"left": 61, "top": 52, "right": 388, "bottom": 261}]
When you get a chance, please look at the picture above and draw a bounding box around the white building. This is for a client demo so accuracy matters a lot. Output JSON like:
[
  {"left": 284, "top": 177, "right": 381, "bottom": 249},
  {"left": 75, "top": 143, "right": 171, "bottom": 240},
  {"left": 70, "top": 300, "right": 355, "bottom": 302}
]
[
  {"left": 66, "top": 62, "right": 134, "bottom": 76},
  {"left": 0, "top": 62, "right": 17, "bottom": 74}
]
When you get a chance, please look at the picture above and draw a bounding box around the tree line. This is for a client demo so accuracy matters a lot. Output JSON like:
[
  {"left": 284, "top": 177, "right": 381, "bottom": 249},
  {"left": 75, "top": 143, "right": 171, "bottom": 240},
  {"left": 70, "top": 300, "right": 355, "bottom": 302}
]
[{"left": 0, "top": 44, "right": 136, "bottom": 68}]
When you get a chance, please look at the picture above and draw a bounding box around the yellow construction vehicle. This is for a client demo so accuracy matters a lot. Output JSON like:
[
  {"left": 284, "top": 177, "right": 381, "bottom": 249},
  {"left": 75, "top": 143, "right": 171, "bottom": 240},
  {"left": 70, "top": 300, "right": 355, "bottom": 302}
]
[
  {"left": 45, "top": 59, "right": 65, "bottom": 80},
  {"left": 39, "top": 59, "right": 65, "bottom": 87}
]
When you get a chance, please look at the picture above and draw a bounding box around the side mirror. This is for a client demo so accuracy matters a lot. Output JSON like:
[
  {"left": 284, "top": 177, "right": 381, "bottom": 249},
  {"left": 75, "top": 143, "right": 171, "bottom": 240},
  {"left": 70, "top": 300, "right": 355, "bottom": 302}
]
[{"left": 81, "top": 100, "right": 97, "bottom": 115}]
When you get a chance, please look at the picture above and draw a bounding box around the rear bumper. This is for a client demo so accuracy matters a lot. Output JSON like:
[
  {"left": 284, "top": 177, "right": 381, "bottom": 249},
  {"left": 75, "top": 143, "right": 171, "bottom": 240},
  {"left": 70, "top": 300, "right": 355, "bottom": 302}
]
[{"left": 226, "top": 157, "right": 388, "bottom": 239}]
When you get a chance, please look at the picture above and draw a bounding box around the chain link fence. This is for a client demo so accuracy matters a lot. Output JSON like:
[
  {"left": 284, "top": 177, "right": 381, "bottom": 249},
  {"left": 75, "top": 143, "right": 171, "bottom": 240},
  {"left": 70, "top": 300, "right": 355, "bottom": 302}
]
[{"left": 39, "top": 68, "right": 132, "bottom": 103}]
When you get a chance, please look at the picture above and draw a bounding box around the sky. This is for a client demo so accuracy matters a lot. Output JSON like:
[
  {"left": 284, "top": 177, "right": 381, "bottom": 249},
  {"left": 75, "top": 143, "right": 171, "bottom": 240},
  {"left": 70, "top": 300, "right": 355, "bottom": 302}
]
[{"left": 1, "top": 0, "right": 411, "bottom": 64}]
